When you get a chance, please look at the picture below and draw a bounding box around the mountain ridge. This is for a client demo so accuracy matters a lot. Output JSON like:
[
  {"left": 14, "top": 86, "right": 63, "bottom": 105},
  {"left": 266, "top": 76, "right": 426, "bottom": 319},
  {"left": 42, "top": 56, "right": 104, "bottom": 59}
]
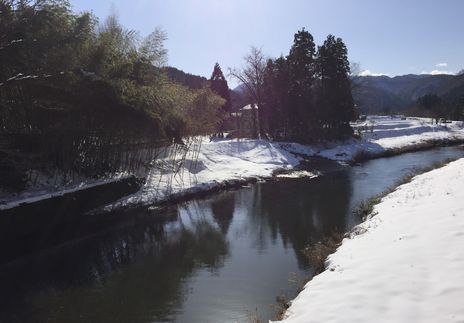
[{"left": 352, "top": 73, "right": 464, "bottom": 113}]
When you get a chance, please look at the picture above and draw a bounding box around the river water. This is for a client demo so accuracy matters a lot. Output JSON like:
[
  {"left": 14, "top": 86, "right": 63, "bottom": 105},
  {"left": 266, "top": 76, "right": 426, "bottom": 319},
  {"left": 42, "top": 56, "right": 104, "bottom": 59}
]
[{"left": 1, "top": 145, "right": 463, "bottom": 323}]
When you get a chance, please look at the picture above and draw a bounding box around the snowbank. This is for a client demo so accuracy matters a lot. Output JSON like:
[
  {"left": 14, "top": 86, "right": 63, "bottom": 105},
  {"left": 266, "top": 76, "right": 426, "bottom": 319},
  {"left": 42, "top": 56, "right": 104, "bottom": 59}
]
[
  {"left": 310, "top": 116, "right": 464, "bottom": 161},
  {"left": 115, "top": 139, "right": 303, "bottom": 207},
  {"left": 109, "top": 116, "right": 464, "bottom": 208},
  {"left": 2, "top": 116, "right": 464, "bottom": 209},
  {"left": 0, "top": 175, "right": 132, "bottom": 210},
  {"left": 277, "top": 158, "right": 464, "bottom": 323}
]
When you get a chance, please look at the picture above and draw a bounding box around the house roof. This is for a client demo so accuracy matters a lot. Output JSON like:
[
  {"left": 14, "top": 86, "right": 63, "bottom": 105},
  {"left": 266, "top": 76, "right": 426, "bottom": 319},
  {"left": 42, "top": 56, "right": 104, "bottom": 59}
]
[{"left": 240, "top": 104, "right": 258, "bottom": 111}]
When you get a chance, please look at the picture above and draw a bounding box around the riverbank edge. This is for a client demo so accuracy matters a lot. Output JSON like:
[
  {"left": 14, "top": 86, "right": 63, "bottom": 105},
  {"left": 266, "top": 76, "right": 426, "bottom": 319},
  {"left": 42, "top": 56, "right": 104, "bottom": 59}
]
[
  {"left": 2, "top": 136, "right": 463, "bottom": 213},
  {"left": 273, "top": 156, "right": 462, "bottom": 322},
  {"left": 349, "top": 136, "right": 464, "bottom": 164},
  {"left": 0, "top": 175, "right": 141, "bottom": 211},
  {"left": 102, "top": 136, "right": 464, "bottom": 212}
]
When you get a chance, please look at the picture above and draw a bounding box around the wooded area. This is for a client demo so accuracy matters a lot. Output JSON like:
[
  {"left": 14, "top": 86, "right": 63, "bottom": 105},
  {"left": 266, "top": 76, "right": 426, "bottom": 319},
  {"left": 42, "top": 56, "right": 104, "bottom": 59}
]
[
  {"left": 231, "top": 30, "right": 358, "bottom": 141},
  {"left": 0, "top": 0, "right": 225, "bottom": 190},
  {"left": 0, "top": 1, "right": 359, "bottom": 192}
]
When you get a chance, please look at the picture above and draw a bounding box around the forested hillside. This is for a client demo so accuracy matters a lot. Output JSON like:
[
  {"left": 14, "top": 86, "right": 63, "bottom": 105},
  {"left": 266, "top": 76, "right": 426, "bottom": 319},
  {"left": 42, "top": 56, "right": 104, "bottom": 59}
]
[
  {"left": 352, "top": 73, "right": 464, "bottom": 115},
  {"left": 163, "top": 66, "right": 208, "bottom": 89}
]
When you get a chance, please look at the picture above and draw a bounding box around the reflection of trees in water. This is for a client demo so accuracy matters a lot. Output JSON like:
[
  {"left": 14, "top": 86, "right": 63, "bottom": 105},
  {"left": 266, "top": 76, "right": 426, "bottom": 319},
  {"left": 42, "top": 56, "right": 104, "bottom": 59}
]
[
  {"left": 0, "top": 207, "right": 229, "bottom": 323},
  {"left": 210, "top": 191, "right": 236, "bottom": 234},
  {"left": 248, "top": 173, "right": 352, "bottom": 269},
  {"left": 247, "top": 184, "right": 274, "bottom": 254}
]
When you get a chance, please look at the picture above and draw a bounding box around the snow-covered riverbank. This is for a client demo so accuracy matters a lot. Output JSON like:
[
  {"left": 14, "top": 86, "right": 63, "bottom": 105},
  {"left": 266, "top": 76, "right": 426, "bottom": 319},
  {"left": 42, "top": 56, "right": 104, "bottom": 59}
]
[
  {"left": 113, "top": 116, "right": 464, "bottom": 207},
  {"left": 1, "top": 116, "right": 463, "bottom": 210},
  {"left": 277, "top": 157, "right": 464, "bottom": 323}
]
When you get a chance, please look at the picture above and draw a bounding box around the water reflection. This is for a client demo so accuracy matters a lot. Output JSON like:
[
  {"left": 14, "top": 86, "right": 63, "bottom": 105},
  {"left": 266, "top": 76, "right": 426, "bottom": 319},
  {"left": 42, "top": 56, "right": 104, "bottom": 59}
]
[
  {"left": 258, "top": 173, "right": 352, "bottom": 268},
  {"left": 0, "top": 207, "right": 229, "bottom": 323},
  {"left": 211, "top": 192, "right": 235, "bottom": 234},
  {"left": 1, "top": 146, "right": 463, "bottom": 322}
]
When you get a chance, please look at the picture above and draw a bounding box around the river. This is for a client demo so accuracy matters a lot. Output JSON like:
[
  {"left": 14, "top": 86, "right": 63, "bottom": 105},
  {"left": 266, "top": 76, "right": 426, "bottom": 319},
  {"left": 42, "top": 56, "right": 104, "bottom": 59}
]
[{"left": 0, "top": 145, "right": 463, "bottom": 323}]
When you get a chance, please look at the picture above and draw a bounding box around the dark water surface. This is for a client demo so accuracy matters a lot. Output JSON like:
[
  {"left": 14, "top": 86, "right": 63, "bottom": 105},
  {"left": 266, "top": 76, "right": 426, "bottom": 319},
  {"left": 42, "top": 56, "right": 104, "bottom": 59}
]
[{"left": 1, "top": 145, "right": 463, "bottom": 323}]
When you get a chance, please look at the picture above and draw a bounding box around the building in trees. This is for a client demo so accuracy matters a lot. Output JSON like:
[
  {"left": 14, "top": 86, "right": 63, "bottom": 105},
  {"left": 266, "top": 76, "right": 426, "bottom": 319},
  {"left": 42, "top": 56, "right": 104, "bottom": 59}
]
[{"left": 229, "top": 47, "right": 266, "bottom": 138}]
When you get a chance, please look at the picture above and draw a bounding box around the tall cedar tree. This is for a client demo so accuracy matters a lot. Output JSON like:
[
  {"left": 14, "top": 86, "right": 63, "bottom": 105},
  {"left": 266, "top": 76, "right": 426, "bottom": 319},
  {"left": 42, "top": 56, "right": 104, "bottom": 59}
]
[
  {"left": 263, "top": 56, "right": 290, "bottom": 138},
  {"left": 316, "top": 35, "right": 357, "bottom": 137},
  {"left": 210, "top": 63, "right": 231, "bottom": 113},
  {"left": 286, "top": 28, "right": 316, "bottom": 140}
]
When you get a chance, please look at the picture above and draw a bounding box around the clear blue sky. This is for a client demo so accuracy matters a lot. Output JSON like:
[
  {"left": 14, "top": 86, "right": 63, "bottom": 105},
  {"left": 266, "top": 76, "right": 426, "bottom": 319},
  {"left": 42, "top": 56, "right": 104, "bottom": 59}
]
[{"left": 71, "top": 0, "right": 464, "bottom": 87}]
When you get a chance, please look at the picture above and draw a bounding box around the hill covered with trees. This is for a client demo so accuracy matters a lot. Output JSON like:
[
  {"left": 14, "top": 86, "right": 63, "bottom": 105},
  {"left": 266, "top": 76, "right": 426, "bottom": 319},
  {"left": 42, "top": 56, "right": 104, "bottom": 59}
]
[{"left": 352, "top": 73, "right": 464, "bottom": 117}]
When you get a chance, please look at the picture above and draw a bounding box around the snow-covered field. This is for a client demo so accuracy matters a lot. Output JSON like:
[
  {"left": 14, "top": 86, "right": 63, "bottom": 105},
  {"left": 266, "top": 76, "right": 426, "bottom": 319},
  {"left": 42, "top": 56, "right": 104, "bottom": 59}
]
[
  {"left": 114, "top": 116, "right": 464, "bottom": 207},
  {"left": 1, "top": 116, "right": 463, "bottom": 209},
  {"left": 277, "top": 157, "right": 464, "bottom": 323},
  {"left": 311, "top": 116, "right": 464, "bottom": 161}
]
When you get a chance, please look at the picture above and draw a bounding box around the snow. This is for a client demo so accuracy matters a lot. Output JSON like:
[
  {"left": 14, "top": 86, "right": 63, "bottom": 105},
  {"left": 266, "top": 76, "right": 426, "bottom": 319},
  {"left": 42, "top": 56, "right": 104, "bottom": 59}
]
[
  {"left": 277, "top": 158, "right": 464, "bottom": 323},
  {"left": 115, "top": 139, "right": 301, "bottom": 207},
  {"left": 241, "top": 103, "right": 259, "bottom": 110},
  {"left": 108, "top": 116, "right": 464, "bottom": 208},
  {"left": 0, "top": 174, "right": 131, "bottom": 210},
  {"left": 312, "top": 116, "right": 464, "bottom": 161},
  {"left": 276, "top": 170, "right": 318, "bottom": 179},
  {"left": 2, "top": 116, "right": 464, "bottom": 210}
]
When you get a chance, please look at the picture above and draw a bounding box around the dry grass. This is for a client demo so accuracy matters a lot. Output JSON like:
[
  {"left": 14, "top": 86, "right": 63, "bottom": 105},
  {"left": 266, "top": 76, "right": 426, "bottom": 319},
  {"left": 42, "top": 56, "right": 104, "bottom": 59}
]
[
  {"left": 353, "top": 158, "right": 455, "bottom": 221},
  {"left": 303, "top": 232, "right": 344, "bottom": 275},
  {"left": 353, "top": 195, "right": 382, "bottom": 220}
]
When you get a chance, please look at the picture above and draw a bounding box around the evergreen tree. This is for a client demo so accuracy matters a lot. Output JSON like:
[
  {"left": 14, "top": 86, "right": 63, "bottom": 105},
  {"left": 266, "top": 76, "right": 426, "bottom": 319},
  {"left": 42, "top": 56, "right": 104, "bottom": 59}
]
[
  {"left": 210, "top": 62, "right": 231, "bottom": 113},
  {"left": 286, "top": 28, "right": 316, "bottom": 140},
  {"left": 263, "top": 56, "right": 290, "bottom": 138},
  {"left": 316, "top": 35, "right": 357, "bottom": 137},
  {"left": 417, "top": 94, "right": 441, "bottom": 123}
]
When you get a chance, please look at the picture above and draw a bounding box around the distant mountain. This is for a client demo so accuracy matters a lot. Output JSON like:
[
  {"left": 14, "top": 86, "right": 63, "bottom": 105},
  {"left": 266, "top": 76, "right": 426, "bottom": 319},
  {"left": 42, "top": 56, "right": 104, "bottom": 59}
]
[
  {"left": 230, "top": 84, "right": 251, "bottom": 111},
  {"left": 232, "top": 83, "right": 248, "bottom": 94},
  {"left": 352, "top": 74, "right": 464, "bottom": 113},
  {"left": 163, "top": 66, "right": 208, "bottom": 89}
]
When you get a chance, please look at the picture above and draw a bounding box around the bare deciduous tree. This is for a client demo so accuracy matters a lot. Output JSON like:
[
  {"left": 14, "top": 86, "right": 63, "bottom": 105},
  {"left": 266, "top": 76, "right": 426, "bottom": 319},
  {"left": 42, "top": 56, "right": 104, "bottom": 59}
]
[{"left": 229, "top": 46, "right": 267, "bottom": 137}]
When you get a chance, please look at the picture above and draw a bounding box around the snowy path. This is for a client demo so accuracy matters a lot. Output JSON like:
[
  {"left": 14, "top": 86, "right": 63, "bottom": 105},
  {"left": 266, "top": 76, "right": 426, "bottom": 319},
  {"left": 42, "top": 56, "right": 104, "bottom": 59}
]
[{"left": 277, "top": 158, "right": 464, "bottom": 323}]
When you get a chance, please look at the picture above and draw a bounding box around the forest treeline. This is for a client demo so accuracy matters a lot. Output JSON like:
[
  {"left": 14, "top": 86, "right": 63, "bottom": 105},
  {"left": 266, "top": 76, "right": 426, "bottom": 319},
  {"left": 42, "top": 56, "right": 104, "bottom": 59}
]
[
  {"left": 0, "top": 0, "right": 358, "bottom": 190},
  {"left": 231, "top": 29, "right": 358, "bottom": 142},
  {"left": 0, "top": 0, "right": 226, "bottom": 189},
  {"left": 0, "top": 0, "right": 227, "bottom": 139}
]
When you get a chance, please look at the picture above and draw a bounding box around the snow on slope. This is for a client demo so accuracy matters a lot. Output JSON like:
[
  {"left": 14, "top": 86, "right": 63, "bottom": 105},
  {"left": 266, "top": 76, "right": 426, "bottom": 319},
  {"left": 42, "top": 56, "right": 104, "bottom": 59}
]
[
  {"left": 88, "top": 116, "right": 464, "bottom": 208},
  {"left": 277, "top": 158, "right": 464, "bottom": 323},
  {"left": 2, "top": 116, "right": 464, "bottom": 209},
  {"left": 118, "top": 139, "right": 305, "bottom": 206}
]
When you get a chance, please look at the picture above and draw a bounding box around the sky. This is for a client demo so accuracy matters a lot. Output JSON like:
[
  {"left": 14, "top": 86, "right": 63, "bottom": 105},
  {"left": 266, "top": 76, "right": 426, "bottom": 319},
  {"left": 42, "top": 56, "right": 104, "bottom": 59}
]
[{"left": 70, "top": 0, "right": 464, "bottom": 87}]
